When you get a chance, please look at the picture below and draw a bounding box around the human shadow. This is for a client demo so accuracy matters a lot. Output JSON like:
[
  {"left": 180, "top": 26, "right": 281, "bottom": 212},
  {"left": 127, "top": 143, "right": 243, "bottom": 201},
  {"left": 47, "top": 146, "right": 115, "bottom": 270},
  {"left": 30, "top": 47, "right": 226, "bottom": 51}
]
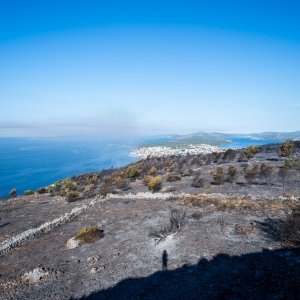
[
  {"left": 162, "top": 250, "right": 168, "bottom": 271},
  {"left": 80, "top": 248, "right": 300, "bottom": 299}
]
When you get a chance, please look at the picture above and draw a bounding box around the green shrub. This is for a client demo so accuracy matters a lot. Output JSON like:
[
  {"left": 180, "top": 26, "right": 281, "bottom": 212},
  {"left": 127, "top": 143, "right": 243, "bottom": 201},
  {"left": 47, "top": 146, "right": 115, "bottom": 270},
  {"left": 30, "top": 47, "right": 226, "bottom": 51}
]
[
  {"left": 126, "top": 166, "right": 141, "bottom": 179},
  {"left": 147, "top": 176, "right": 162, "bottom": 192},
  {"left": 167, "top": 175, "right": 181, "bottom": 182},
  {"left": 74, "top": 227, "right": 104, "bottom": 244},
  {"left": 280, "top": 141, "right": 294, "bottom": 157},
  {"left": 64, "top": 182, "right": 76, "bottom": 191},
  {"left": 24, "top": 190, "right": 34, "bottom": 196}
]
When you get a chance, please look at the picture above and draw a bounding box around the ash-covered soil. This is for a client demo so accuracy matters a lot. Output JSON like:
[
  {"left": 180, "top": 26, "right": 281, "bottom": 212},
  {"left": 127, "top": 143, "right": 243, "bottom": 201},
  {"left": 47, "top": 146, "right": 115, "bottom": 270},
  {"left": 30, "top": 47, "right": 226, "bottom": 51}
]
[{"left": 0, "top": 142, "right": 299, "bottom": 299}]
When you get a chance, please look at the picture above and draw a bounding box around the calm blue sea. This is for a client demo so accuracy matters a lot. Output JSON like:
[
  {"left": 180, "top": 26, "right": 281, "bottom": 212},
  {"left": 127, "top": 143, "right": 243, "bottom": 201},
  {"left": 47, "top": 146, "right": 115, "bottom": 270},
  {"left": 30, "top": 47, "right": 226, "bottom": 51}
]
[{"left": 0, "top": 137, "right": 282, "bottom": 197}]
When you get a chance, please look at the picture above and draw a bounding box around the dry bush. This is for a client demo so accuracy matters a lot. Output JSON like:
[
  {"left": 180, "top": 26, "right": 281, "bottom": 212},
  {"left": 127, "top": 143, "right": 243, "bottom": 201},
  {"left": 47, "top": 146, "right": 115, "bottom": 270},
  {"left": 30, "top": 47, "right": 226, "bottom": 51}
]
[
  {"left": 163, "top": 160, "right": 173, "bottom": 171},
  {"left": 74, "top": 227, "right": 104, "bottom": 244},
  {"left": 149, "top": 166, "right": 157, "bottom": 176},
  {"left": 149, "top": 209, "right": 186, "bottom": 244},
  {"left": 244, "top": 146, "right": 262, "bottom": 159},
  {"left": 87, "top": 173, "right": 99, "bottom": 185},
  {"left": 256, "top": 206, "right": 300, "bottom": 249},
  {"left": 113, "top": 176, "right": 130, "bottom": 190},
  {"left": 213, "top": 167, "right": 224, "bottom": 184},
  {"left": 147, "top": 176, "right": 163, "bottom": 192},
  {"left": 167, "top": 175, "right": 181, "bottom": 182},
  {"left": 280, "top": 140, "right": 294, "bottom": 157},
  {"left": 184, "top": 195, "right": 292, "bottom": 212}
]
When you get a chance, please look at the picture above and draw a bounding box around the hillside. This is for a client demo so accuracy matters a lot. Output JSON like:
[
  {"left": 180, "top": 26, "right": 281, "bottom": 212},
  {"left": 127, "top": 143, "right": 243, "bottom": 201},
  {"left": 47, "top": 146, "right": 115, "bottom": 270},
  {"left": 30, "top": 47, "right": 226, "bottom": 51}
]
[
  {"left": 141, "top": 131, "right": 300, "bottom": 147},
  {"left": 0, "top": 141, "right": 300, "bottom": 299}
]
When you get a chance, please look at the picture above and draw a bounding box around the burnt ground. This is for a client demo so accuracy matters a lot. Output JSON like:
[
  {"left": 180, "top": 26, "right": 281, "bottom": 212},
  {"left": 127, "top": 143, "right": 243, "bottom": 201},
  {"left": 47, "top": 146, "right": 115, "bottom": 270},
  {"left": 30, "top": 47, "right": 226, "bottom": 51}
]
[{"left": 0, "top": 142, "right": 299, "bottom": 299}]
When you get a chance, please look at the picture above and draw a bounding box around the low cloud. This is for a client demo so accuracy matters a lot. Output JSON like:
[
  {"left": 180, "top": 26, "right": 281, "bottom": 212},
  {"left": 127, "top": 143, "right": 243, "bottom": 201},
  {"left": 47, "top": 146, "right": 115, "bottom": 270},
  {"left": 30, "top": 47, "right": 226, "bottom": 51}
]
[{"left": 0, "top": 110, "right": 148, "bottom": 137}]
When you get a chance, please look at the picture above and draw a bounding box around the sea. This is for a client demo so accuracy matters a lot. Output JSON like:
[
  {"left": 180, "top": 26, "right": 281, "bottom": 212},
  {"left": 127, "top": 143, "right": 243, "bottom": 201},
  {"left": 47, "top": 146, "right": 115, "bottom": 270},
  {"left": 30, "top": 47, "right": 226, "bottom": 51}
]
[{"left": 0, "top": 136, "right": 283, "bottom": 198}]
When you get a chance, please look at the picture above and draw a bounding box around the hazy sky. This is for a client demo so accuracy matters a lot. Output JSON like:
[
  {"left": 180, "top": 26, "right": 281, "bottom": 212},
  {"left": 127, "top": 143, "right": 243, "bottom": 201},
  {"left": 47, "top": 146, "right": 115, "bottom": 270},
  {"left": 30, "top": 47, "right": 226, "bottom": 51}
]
[{"left": 0, "top": 0, "right": 299, "bottom": 137}]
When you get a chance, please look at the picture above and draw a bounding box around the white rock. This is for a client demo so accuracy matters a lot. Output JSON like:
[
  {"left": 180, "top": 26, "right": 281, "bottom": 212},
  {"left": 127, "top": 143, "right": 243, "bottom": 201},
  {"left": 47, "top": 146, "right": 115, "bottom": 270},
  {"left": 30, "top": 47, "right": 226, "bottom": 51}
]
[
  {"left": 90, "top": 267, "right": 99, "bottom": 274},
  {"left": 87, "top": 256, "right": 101, "bottom": 263},
  {"left": 66, "top": 237, "right": 80, "bottom": 249},
  {"left": 22, "top": 268, "right": 49, "bottom": 284}
]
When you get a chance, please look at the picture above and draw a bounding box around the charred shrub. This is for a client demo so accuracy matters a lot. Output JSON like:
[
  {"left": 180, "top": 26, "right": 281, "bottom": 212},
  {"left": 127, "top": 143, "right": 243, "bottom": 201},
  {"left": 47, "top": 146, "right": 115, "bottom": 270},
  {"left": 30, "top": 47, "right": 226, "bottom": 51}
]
[
  {"left": 259, "top": 163, "right": 274, "bottom": 183},
  {"left": 213, "top": 167, "right": 224, "bottom": 185},
  {"left": 66, "top": 191, "right": 81, "bottom": 202},
  {"left": 222, "top": 149, "right": 236, "bottom": 161},
  {"left": 99, "top": 183, "right": 114, "bottom": 197},
  {"left": 149, "top": 209, "right": 186, "bottom": 244},
  {"left": 284, "top": 158, "right": 300, "bottom": 169},
  {"left": 244, "top": 164, "right": 259, "bottom": 182},
  {"left": 9, "top": 188, "right": 17, "bottom": 198},
  {"left": 257, "top": 206, "right": 300, "bottom": 249},
  {"left": 191, "top": 175, "right": 207, "bottom": 188},
  {"left": 167, "top": 175, "right": 181, "bottom": 182},
  {"left": 227, "top": 166, "right": 237, "bottom": 182}
]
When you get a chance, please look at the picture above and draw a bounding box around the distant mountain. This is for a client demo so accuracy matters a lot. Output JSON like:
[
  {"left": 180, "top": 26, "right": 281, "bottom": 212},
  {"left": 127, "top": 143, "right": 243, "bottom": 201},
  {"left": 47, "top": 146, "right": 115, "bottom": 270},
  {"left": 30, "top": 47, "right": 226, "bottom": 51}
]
[{"left": 141, "top": 131, "right": 300, "bottom": 148}]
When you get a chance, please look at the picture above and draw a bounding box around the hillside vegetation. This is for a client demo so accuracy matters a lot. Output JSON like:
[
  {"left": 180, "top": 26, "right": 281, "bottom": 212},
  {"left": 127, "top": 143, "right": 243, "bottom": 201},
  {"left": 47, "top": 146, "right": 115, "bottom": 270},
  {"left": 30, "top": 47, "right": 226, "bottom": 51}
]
[{"left": 0, "top": 141, "right": 299, "bottom": 299}]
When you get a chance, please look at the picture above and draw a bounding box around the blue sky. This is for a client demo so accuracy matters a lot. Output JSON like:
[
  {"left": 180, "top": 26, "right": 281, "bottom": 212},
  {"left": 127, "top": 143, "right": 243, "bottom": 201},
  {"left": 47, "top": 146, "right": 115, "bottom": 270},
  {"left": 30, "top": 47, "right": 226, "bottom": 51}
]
[{"left": 0, "top": 0, "right": 299, "bottom": 137}]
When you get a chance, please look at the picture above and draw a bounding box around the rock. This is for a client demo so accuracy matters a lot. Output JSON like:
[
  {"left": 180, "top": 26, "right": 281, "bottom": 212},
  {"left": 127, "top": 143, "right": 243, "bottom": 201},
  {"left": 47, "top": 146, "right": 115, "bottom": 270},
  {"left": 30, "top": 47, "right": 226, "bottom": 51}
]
[
  {"left": 87, "top": 256, "right": 101, "bottom": 263},
  {"left": 21, "top": 268, "right": 49, "bottom": 284},
  {"left": 66, "top": 237, "right": 80, "bottom": 249},
  {"left": 90, "top": 267, "right": 99, "bottom": 274}
]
